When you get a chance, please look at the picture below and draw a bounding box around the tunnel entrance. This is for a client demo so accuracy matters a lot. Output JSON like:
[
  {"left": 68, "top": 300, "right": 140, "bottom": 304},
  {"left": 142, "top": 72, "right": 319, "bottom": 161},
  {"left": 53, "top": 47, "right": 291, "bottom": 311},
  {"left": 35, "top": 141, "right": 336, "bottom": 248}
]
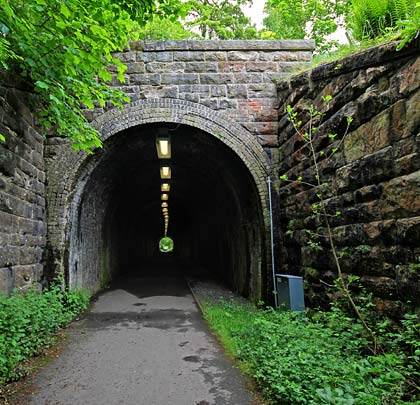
[{"left": 68, "top": 123, "right": 267, "bottom": 300}]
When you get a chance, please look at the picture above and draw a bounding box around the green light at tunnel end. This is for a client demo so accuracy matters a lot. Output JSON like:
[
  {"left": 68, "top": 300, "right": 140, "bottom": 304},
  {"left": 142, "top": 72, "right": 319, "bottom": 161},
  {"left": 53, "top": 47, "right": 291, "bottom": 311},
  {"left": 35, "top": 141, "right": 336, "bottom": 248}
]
[{"left": 159, "top": 236, "right": 174, "bottom": 253}]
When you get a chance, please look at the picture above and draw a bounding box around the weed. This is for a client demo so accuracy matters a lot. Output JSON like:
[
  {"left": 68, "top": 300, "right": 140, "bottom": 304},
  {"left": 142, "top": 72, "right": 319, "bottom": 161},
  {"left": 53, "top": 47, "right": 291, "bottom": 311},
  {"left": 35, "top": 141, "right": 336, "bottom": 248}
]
[
  {"left": 203, "top": 301, "right": 419, "bottom": 404},
  {"left": 0, "top": 281, "right": 90, "bottom": 385}
]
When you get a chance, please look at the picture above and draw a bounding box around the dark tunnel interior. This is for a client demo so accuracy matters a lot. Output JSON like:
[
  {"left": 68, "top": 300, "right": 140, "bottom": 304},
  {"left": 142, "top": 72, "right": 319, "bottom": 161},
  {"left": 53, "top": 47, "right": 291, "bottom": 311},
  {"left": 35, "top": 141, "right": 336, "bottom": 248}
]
[{"left": 68, "top": 123, "right": 266, "bottom": 300}]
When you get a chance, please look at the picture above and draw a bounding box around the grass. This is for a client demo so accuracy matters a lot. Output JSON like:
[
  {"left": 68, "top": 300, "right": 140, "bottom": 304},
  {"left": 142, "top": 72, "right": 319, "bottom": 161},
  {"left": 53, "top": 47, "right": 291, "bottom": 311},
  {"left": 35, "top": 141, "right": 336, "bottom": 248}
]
[
  {"left": 312, "top": 32, "right": 400, "bottom": 67},
  {"left": 202, "top": 301, "right": 420, "bottom": 405},
  {"left": 284, "top": 33, "right": 400, "bottom": 79}
]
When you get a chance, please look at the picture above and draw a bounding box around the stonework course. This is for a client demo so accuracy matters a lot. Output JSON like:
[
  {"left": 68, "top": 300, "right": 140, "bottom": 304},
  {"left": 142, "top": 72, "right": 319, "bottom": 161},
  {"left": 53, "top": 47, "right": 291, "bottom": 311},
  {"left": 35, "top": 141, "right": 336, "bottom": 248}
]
[
  {"left": 276, "top": 40, "right": 420, "bottom": 315},
  {"left": 86, "top": 40, "right": 314, "bottom": 150},
  {"left": 0, "top": 75, "right": 46, "bottom": 293}
]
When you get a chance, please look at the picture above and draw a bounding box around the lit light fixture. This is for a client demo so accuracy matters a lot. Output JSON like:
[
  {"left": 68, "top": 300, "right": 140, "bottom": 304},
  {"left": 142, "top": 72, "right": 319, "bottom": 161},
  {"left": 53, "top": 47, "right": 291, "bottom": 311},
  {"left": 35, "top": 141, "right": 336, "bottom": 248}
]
[
  {"left": 163, "top": 208, "right": 168, "bottom": 213},
  {"left": 161, "top": 202, "right": 168, "bottom": 208},
  {"left": 156, "top": 134, "right": 171, "bottom": 159},
  {"left": 161, "top": 193, "right": 169, "bottom": 201},
  {"left": 160, "top": 166, "right": 171, "bottom": 179},
  {"left": 161, "top": 183, "right": 170, "bottom": 192}
]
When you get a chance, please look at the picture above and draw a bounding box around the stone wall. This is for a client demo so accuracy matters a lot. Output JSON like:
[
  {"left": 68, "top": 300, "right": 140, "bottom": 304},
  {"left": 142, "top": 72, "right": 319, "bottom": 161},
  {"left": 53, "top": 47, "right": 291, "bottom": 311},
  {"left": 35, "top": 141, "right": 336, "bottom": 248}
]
[
  {"left": 2, "top": 38, "right": 419, "bottom": 313},
  {"left": 0, "top": 75, "right": 46, "bottom": 293},
  {"left": 276, "top": 40, "right": 420, "bottom": 314},
  {"left": 90, "top": 40, "right": 314, "bottom": 150},
  {"left": 1, "top": 40, "right": 314, "bottom": 297}
]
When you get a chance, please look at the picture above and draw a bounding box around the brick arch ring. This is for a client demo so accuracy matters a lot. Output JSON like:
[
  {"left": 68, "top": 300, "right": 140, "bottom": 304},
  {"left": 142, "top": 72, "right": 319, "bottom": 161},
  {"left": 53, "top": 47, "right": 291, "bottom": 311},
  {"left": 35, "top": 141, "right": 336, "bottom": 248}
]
[
  {"left": 48, "top": 98, "right": 273, "bottom": 284},
  {"left": 90, "top": 98, "right": 272, "bottom": 205}
]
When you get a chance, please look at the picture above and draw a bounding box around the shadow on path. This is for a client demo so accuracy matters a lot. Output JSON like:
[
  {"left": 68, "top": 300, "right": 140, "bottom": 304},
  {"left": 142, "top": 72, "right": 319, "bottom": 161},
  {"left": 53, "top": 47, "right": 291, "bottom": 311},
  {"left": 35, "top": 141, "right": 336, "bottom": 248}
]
[{"left": 22, "top": 265, "right": 260, "bottom": 405}]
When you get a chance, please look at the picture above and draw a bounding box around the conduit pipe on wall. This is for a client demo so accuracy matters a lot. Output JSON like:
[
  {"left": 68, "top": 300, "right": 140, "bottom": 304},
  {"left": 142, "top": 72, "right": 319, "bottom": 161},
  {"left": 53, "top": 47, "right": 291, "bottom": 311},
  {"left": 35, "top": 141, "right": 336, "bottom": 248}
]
[{"left": 267, "top": 176, "right": 278, "bottom": 308}]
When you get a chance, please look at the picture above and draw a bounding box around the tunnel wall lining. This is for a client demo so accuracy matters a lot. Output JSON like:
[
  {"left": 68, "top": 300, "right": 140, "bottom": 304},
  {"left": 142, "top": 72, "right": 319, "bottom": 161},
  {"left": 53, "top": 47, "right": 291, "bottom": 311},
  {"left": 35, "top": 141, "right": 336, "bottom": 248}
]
[{"left": 45, "top": 98, "right": 273, "bottom": 297}]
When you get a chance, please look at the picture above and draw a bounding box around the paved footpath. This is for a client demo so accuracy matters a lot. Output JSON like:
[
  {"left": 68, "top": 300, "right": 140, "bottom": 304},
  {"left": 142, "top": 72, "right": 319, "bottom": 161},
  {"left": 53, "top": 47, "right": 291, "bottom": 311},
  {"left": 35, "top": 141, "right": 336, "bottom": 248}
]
[{"left": 24, "top": 269, "right": 260, "bottom": 405}]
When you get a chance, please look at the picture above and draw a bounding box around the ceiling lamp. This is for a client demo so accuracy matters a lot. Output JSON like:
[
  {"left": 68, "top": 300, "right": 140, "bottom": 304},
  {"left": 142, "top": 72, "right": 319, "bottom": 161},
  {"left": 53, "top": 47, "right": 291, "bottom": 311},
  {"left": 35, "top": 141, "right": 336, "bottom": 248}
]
[
  {"left": 161, "top": 193, "right": 169, "bottom": 201},
  {"left": 156, "top": 134, "right": 171, "bottom": 159},
  {"left": 161, "top": 183, "right": 170, "bottom": 192},
  {"left": 160, "top": 166, "right": 171, "bottom": 179},
  {"left": 161, "top": 202, "right": 168, "bottom": 208}
]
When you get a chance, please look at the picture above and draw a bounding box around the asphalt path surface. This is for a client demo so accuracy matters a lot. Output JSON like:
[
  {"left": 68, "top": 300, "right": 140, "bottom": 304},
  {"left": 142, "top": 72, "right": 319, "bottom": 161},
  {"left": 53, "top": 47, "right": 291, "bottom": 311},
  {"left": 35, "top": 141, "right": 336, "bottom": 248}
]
[{"left": 25, "top": 267, "right": 259, "bottom": 405}]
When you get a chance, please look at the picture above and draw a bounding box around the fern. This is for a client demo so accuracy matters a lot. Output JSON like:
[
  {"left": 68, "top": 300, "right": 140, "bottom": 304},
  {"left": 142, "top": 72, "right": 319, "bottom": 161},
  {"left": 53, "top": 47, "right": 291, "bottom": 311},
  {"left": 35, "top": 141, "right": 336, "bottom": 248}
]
[
  {"left": 350, "top": 0, "right": 416, "bottom": 39},
  {"left": 397, "top": 1, "right": 420, "bottom": 49}
]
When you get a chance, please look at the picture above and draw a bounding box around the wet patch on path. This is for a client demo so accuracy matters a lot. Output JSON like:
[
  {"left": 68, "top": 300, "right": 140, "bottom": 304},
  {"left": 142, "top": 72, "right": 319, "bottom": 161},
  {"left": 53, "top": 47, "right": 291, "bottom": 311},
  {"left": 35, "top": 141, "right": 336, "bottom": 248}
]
[{"left": 18, "top": 271, "right": 260, "bottom": 405}]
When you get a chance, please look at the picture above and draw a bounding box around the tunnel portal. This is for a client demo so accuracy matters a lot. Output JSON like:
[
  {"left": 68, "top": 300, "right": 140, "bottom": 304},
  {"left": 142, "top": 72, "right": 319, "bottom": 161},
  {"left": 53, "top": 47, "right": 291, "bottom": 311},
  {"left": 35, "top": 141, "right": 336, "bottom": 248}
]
[{"left": 68, "top": 123, "right": 267, "bottom": 300}]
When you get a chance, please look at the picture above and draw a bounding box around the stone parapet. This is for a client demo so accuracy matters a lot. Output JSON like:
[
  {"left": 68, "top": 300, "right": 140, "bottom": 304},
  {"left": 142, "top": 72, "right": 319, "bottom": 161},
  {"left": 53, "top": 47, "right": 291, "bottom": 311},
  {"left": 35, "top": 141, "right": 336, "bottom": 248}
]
[
  {"left": 106, "top": 40, "right": 314, "bottom": 149},
  {"left": 130, "top": 40, "right": 315, "bottom": 51}
]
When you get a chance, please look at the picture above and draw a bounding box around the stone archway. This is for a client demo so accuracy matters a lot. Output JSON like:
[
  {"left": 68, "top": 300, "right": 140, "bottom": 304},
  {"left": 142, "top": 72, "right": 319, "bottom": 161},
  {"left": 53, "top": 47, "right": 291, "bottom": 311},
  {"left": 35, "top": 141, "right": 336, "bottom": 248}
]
[
  {"left": 91, "top": 99, "right": 271, "bottom": 194},
  {"left": 46, "top": 99, "right": 273, "bottom": 300}
]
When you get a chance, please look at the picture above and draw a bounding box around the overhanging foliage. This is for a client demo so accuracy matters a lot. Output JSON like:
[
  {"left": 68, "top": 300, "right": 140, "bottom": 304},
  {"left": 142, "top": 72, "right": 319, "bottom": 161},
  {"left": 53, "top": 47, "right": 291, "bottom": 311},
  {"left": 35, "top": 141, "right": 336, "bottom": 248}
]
[{"left": 0, "top": 0, "right": 176, "bottom": 152}]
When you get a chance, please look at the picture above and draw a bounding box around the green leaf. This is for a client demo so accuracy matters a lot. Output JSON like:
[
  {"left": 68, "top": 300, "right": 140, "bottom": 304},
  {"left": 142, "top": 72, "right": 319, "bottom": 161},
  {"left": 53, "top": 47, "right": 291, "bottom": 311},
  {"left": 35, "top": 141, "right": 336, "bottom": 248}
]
[
  {"left": 85, "top": 99, "right": 96, "bottom": 109},
  {"left": 35, "top": 81, "right": 49, "bottom": 90},
  {"left": 98, "top": 69, "right": 112, "bottom": 82},
  {"left": 60, "top": 4, "right": 71, "bottom": 18},
  {"left": 0, "top": 133, "right": 6, "bottom": 143},
  {"left": 322, "top": 94, "right": 332, "bottom": 103}
]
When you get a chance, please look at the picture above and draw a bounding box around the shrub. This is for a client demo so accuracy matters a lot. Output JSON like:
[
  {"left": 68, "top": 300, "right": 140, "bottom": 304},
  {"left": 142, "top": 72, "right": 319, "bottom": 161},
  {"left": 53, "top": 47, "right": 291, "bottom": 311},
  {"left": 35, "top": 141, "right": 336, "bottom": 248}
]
[{"left": 0, "top": 282, "right": 90, "bottom": 384}]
